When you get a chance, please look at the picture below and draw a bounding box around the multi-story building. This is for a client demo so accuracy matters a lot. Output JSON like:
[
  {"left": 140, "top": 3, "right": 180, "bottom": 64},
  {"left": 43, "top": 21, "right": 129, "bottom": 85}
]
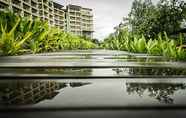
[
  {"left": 0, "top": 0, "right": 66, "bottom": 30},
  {"left": 81, "top": 7, "right": 94, "bottom": 39},
  {"left": 66, "top": 4, "right": 94, "bottom": 39},
  {"left": 0, "top": 0, "right": 39, "bottom": 18},
  {"left": 0, "top": 0, "right": 94, "bottom": 38},
  {"left": 53, "top": 2, "right": 66, "bottom": 29}
]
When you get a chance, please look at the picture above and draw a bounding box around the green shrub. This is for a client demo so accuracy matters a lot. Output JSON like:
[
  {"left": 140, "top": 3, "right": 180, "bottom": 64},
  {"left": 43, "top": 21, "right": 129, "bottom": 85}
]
[
  {"left": 0, "top": 11, "right": 96, "bottom": 56},
  {"left": 102, "top": 29, "right": 186, "bottom": 61}
]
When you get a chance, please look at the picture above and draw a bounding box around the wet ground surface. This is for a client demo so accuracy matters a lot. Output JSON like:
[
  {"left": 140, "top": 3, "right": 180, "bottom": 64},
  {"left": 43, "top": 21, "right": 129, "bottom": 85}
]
[
  {"left": 0, "top": 50, "right": 186, "bottom": 78},
  {"left": 0, "top": 50, "right": 186, "bottom": 116}
]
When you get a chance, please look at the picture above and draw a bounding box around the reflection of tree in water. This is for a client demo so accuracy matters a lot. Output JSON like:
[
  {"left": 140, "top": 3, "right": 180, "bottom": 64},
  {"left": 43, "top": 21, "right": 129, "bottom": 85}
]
[
  {"left": 0, "top": 80, "right": 91, "bottom": 106},
  {"left": 129, "top": 68, "right": 186, "bottom": 76},
  {"left": 126, "top": 83, "right": 186, "bottom": 104},
  {"left": 113, "top": 67, "right": 186, "bottom": 76}
]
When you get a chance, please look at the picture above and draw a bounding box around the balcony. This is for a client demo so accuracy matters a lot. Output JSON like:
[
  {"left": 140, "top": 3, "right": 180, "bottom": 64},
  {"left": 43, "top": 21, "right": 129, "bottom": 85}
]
[
  {"left": 70, "top": 25, "right": 81, "bottom": 29},
  {"left": 59, "top": 21, "right": 63, "bottom": 25},
  {"left": 43, "top": 0, "right": 48, "bottom": 4},
  {"left": 12, "top": 3, "right": 21, "bottom": 9},
  {"left": 24, "top": 9, "right": 32, "bottom": 15},
  {"left": 49, "top": 1, "right": 53, "bottom": 7},
  {"left": 82, "top": 16, "right": 93, "bottom": 21},
  {"left": 0, "top": 0, "right": 9, "bottom": 5},
  {"left": 44, "top": 12, "right": 48, "bottom": 17},
  {"left": 32, "top": 8, "right": 38, "bottom": 14},
  {"left": 49, "top": 8, "right": 53, "bottom": 12},
  {"left": 39, "top": 4, "right": 44, "bottom": 10},
  {"left": 12, "top": 0, "right": 21, "bottom": 7},
  {"left": 31, "top": 0, "right": 37, "bottom": 3},
  {"left": 69, "top": 12, "right": 75, "bottom": 15},
  {"left": 32, "top": 13, "right": 38, "bottom": 18},
  {"left": 50, "top": 21, "right": 54, "bottom": 25},
  {"left": 44, "top": 17, "right": 49, "bottom": 21},
  {"left": 12, "top": 6, "right": 22, "bottom": 15},
  {"left": 49, "top": 16, "right": 54, "bottom": 20},
  {"left": 49, "top": 14, "right": 53, "bottom": 17},
  {"left": 24, "top": 12, "right": 31, "bottom": 17},
  {"left": 60, "top": 26, "right": 64, "bottom": 29},
  {"left": 0, "top": 3, "right": 8, "bottom": 10},
  {"left": 54, "top": 19, "right": 58, "bottom": 23},
  {"left": 23, "top": 0, "right": 30, "bottom": 4},
  {"left": 31, "top": 1, "right": 37, "bottom": 9},
  {"left": 44, "top": 4, "right": 48, "bottom": 11},
  {"left": 58, "top": 10, "right": 64, "bottom": 14},
  {"left": 54, "top": 12, "right": 64, "bottom": 17},
  {"left": 82, "top": 12, "right": 93, "bottom": 17},
  {"left": 49, "top": 6, "right": 53, "bottom": 11},
  {"left": 39, "top": 11, "right": 43, "bottom": 16},
  {"left": 82, "top": 27, "right": 94, "bottom": 32},
  {"left": 23, "top": 3, "right": 31, "bottom": 11}
]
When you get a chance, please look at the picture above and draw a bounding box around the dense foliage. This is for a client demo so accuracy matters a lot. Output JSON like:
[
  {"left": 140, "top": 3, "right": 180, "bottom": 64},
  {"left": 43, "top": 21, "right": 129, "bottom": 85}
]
[
  {"left": 102, "top": 0, "right": 186, "bottom": 61},
  {"left": 101, "top": 29, "right": 186, "bottom": 60},
  {"left": 0, "top": 11, "right": 96, "bottom": 56},
  {"left": 123, "top": 0, "right": 185, "bottom": 39}
]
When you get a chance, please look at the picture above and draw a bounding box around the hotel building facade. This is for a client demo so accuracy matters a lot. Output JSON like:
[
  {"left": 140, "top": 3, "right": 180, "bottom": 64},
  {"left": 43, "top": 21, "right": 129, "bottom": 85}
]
[{"left": 0, "top": 0, "right": 93, "bottom": 38}]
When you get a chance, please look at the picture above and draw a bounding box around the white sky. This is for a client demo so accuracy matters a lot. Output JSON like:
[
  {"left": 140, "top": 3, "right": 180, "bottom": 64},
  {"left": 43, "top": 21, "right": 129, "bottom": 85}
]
[{"left": 54, "top": 0, "right": 161, "bottom": 40}]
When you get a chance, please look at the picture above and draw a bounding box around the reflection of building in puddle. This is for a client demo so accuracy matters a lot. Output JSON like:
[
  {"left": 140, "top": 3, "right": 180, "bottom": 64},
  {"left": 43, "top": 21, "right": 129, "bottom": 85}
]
[
  {"left": 69, "top": 82, "right": 91, "bottom": 88},
  {"left": 112, "top": 68, "right": 186, "bottom": 76},
  {"left": 126, "top": 83, "right": 186, "bottom": 104},
  {"left": 0, "top": 81, "right": 91, "bottom": 105}
]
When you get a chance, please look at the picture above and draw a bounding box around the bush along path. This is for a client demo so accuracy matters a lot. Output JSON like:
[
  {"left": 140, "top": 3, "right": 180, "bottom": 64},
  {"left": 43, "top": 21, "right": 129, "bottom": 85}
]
[
  {"left": 101, "top": 29, "right": 186, "bottom": 61},
  {"left": 0, "top": 11, "right": 97, "bottom": 56}
]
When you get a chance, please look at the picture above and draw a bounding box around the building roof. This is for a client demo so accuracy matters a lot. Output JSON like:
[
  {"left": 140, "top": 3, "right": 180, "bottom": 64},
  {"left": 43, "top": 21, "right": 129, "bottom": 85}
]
[
  {"left": 67, "top": 4, "right": 92, "bottom": 11},
  {"left": 82, "top": 7, "right": 93, "bottom": 11},
  {"left": 67, "top": 4, "right": 81, "bottom": 10},
  {"left": 53, "top": 2, "right": 64, "bottom": 9}
]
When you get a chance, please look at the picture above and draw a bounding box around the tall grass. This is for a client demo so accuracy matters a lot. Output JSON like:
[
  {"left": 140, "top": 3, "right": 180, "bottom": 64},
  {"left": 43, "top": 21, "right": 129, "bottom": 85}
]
[
  {"left": 102, "top": 29, "right": 186, "bottom": 61},
  {"left": 0, "top": 11, "right": 96, "bottom": 56}
]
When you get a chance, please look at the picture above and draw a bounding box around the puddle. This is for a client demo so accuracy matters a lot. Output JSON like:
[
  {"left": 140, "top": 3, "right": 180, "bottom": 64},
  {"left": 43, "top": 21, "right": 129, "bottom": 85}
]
[{"left": 0, "top": 79, "right": 186, "bottom": 109}]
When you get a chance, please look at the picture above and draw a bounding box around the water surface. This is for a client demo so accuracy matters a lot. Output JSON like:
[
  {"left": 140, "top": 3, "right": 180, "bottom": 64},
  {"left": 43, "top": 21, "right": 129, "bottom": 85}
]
[
  {"left": 0, "top": 79, "right": 186, "bottom": 109},
  {"left": 0, "top": 50, "right": 186, "bottom": 109}
]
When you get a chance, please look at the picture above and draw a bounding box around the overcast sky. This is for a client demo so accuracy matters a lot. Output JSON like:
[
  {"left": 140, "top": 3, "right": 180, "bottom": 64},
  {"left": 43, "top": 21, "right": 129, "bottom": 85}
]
[{"left": 54, "top": 0, "right": 154, "bottom": 40}]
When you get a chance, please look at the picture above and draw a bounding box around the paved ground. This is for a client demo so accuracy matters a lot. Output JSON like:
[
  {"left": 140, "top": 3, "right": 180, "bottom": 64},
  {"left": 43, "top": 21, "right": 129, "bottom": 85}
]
[{"left": 0, "top": 50, "right": 186, "bottom": 118}]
